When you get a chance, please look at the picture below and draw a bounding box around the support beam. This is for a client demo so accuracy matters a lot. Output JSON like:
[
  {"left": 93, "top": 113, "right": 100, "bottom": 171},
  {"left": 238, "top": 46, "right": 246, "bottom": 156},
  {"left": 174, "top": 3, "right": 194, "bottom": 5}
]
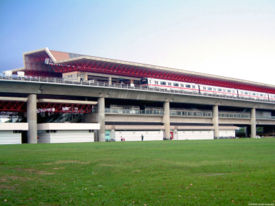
[
  {"left": 98, "top": 97, "right": 105, "bottom": 142},
  {"left": 251, "top": 107, "right": 256, "bottom": 138},
  {"left": 111, "top": 129, "right": 115, "bottom": 140},
  {"left": 27, "top": 94, "right": 37, "bottom": 144},
  {"left": 213, "top": 104, "right": 219, "bottom": 139},
  {"left": 108, "top": 76, "right": 112, "bottom": 86},
  {"left": 163, "top": 100, "right": 170, "bottom": 140}
]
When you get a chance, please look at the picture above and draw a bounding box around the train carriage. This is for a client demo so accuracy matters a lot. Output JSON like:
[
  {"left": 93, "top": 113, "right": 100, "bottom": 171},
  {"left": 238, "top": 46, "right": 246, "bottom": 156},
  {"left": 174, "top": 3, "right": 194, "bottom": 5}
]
[
  {"left": 238, "top": 90, "right": 269, "bottom": 101},
  {"left": 268, "top": 94, "right": 275, "bottom": 102},
  {"left": 141, "top": 78, "right": 199, "bottom": 93},
  {"left": 199, "top": 84, "right": 238, "bottom": 98}
]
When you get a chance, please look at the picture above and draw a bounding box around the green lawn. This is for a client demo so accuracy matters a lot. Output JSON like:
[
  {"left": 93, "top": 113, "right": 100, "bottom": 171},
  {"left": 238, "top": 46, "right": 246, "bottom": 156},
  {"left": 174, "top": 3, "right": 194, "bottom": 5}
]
[{"left": 0, "top": 139, "right": 274, "bottom": 206}]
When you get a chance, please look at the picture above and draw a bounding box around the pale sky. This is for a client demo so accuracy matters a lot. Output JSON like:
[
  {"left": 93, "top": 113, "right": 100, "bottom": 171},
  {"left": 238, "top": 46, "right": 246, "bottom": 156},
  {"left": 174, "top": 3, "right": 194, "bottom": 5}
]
[{"left": 0, "top": 0, "right": 274, "bottom": 85}]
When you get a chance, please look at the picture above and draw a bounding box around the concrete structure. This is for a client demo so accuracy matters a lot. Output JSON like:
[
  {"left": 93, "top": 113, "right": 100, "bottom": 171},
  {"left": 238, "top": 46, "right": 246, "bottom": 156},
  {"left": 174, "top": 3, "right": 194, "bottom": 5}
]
[
  {"left": 163, "top": 100, "right": 170, "bottom": 139},
  {"left": 213, "top": 105, "right": 219, "bottom": 139},
  {"left": 0, "top": 123, "right": 28, "bottom": 144},
  {"left": 251, "top": 108, "right": 256, "bottom": 138},
  {"left": 38, "top": 123, "right": 99, "bottom": 143},
  {"left": 0, "top": 48, "right": 274, "bottom": 144},
  {"left": 98, "top": 97, "right": 105, "bottom": 142},
  {"left": 27, "top": 94, "right": 37, "bottom": 144}
]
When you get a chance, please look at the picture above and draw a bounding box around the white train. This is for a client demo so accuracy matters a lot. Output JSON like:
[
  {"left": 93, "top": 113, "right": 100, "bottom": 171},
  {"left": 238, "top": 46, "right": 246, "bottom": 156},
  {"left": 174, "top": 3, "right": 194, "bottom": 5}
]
[{"left": 141, "top": 78, "right": 275, "bottom": 102}]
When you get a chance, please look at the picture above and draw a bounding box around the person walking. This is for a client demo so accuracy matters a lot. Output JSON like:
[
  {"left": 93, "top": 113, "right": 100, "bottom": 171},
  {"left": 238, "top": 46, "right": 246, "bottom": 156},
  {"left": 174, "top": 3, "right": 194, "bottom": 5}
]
[{"left": 141, "top": 134, "right": 144, "bottom": 141}]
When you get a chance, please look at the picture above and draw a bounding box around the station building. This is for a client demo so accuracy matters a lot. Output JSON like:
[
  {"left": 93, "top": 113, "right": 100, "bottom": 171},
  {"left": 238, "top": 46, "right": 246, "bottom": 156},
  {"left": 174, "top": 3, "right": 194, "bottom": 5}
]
[{"left": 0, "top": 48, "right": 275, "bottom": 144}]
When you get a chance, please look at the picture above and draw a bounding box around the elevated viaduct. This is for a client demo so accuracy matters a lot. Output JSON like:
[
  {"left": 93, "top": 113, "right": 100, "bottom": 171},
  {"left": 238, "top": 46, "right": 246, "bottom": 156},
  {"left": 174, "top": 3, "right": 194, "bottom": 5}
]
[{"left": 0, "top": 48, "right": 274, "bottom": 143}]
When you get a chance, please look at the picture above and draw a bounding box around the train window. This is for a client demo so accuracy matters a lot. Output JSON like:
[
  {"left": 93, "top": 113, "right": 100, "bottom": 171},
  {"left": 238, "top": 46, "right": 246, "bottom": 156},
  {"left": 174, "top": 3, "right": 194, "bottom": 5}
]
[
  {"left": 160, "top": 81, "right": 166, "bottom": 85},
  {"left": 218, "top": 88, "right": 222, "bottom": 92},
  {"left": 192, "top": 85, "right": 195, "bottom": 88},
  {"left": 208, "top": 87, "right": 212, "bottom": 91},
  {"left": 203, "top": 87, "right": 206, "bottom": 90},
  {"left": 228, "top": 90, "right": 231, "bottom": 92},
  {"left": 245, "top": 92, "right": 248, "bottom": 95},
  {"left": 173, "top": 83, "right": 179, "bottom": 87},
  {"left": 186, "top": 85, "right": 191, "bottom": 88},
  {"left": 180, "top": 84, "right": 184, "bottom": 87},
  {"left": 260, "top": 94, "right": 263, "bottom": 96},
  {"left": 168, "top": 82, "right": 171, "bottom": 86},
  {"left": 253, "top": 93, "right": 256, "bottom": 95},
  {"left": 155, "top": 81, "right": 159, "bottom": 85}
]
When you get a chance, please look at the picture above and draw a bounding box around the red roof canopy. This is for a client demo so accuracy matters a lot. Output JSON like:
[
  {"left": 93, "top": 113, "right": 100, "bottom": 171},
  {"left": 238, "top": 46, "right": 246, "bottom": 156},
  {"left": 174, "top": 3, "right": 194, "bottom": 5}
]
[{"left": 20, "top": 48, "right": 275, "bottom": 94}]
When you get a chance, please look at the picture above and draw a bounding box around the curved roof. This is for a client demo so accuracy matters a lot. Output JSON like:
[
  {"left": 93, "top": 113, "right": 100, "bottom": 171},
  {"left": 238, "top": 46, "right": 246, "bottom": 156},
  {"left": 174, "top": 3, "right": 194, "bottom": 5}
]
[{"left": 21, "top": 48, "right": 275, "bottom": 94}]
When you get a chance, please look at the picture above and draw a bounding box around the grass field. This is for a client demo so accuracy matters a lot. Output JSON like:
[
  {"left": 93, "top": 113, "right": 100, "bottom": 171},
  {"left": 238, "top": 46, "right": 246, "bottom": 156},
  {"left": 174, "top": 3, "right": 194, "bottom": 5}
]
[{"left": 0, "top": 139, "right": 274, "bottom": 206}]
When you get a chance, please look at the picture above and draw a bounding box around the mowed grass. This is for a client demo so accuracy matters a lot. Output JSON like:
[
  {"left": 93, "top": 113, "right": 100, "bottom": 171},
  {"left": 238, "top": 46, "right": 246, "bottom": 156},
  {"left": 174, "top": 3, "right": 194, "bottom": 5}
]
[{"left": 0, "top": 139, "right": 274, "bottom": 206}]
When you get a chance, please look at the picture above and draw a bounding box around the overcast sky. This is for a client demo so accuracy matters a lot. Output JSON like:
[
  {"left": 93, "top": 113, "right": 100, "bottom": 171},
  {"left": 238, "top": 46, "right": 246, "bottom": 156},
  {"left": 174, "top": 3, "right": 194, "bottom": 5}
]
[{"left": 0, "top": 0, "right": 274, "bottom": 85}]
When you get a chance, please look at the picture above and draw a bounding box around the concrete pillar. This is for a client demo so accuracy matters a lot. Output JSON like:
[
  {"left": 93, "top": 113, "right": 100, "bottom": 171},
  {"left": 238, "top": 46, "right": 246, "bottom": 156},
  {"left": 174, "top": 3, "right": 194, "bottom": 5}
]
[
  {"left": 251, "top": 107, "right": 256, "bottom": 138},
  {"left": 27, "top": 94, "right": 37, "bottom": 144},
  {"left": 213, "top": 105, "right": 219, "bottom": 139},
  {"left": 108, "top": 77, "right": 112, "bottom": 86},
  {"left": 174, "top": 129, "right": 178, "bottom": 140},
  {"left": 111, "top": 129, "right": 115, "bottom": 140},
  {"left": 98, "top": 97, "right": 105, "bottom": 142},
  {"left": 163, "top": 100, "right": 170, "bottom": 140}
]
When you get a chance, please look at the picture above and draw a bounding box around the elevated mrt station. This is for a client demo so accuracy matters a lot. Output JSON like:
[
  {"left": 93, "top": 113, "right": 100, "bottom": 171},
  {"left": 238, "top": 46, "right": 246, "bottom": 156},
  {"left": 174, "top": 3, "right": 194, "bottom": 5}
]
[{"left": 0, "top": 48, "right": 275, "bottom": 144}]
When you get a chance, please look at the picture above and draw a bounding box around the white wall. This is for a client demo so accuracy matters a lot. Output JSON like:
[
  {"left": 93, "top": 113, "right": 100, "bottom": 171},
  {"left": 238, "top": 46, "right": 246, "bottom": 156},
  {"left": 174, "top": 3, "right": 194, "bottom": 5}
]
[
  {"left": 0, "top": 131, "right": 21, "bottom": 144},
  {"left": 38, "top": 123, "right": 99, "bottom": 130},
  {"left": 115, "top": 131, "right": 163, "bottom": 141},
  {"left": 38, "top": 130, "right": 95, "bottom": 143},
  {"left": 0, "top": 123, "right": 28, "bottom": 131},
  {"left": 177, "top": 130, "right": 214, "bottom": 140},
  {"left": 219, "top": 130, "right": 236, "bottom": 138}
]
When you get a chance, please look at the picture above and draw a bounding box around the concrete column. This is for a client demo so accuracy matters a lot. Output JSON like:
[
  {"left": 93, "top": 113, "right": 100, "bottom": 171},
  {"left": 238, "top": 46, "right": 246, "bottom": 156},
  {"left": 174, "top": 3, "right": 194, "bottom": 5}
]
[
  {"left": 251, "top": 107, "right": 256, "bottom": 138},
  {"left": 174, "top": 129, "right": 178, "bottom": 140},
  {"left": 98, "top": 97, "right": 105, "bottom": 142},
  {"left": 27, "top": 94, "right": 37, "bottom": 144},
  {"left": 108, "top": 77, "right": 112, "bottom": 86},
  {"left": 163, "top": 100, "right": 170, "bottom": 140},
  {"left": 213, "top": 105, "right": 219, "bottom": 139},
  {"left": 111, "top": 129, "right": 115, "bottom": 140}
]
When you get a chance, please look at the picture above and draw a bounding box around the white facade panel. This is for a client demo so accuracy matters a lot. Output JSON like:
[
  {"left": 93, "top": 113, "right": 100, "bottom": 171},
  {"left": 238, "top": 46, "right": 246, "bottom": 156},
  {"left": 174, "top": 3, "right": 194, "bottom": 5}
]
[
  {"left": 38, "top": 130, "right": 95, "bottom": 143},
  {"left": 0, "top": 123, "right": 28, "bottom": 131},
  {"left": 0, "top": 131, "right": 21, "bottom": 144},
  {"left": 177, "top": 130, "right": 214, "bottom": 140},
  {"left": 38, "top": 123, "right": 100, "bottom": 131},
  {"left": 219, "top": 130, "right": 236, "bottom": 138},
  {"left": 115, "top": 131, "right": 163, "bottom": 141}
]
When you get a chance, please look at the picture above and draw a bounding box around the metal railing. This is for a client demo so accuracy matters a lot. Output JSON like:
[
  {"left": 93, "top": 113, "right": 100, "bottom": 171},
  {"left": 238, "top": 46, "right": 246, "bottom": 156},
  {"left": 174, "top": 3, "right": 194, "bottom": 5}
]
[
  {"left": 0, "top": 75, "right": 275, "bottom": 104},
  {"left": 219, "top": 112, "right": 250, "bottom": 119},
  {"left": 105, "top": 108, "right": 275, "bottom": 120},
  {"left": 170, "top": 110, "right": 212, "bottom": 118}
]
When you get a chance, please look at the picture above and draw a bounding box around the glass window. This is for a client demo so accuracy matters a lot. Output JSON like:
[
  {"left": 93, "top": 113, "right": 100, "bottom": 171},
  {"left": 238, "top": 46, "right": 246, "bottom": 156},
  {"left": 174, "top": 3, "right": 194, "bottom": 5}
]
[
  {"left": 155, "top": 81, "right": 158, "bottom": 85},
  {"left": 192, "top": 85, "right": 195, "bottom": 88},
  {"left": 168, "top": 82, "right": 171, "bottom": 86},
  {"left": 173, "top": 83, "right": 179, "bottom": 87},
  {"left": 208, "top": 87, "right": 212, "bottom": 91},
  {"left": 186, "top": 85, "right": 191, "bottom": 88},
  {"left": 218, "top": 88, "right": 222, "bottom": 92},
  {"left": 160, "top": 81, "right": 166, "bottom": 85},
  {"left": 180, "top": 84, "right": 184, "bottom": 87}
]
